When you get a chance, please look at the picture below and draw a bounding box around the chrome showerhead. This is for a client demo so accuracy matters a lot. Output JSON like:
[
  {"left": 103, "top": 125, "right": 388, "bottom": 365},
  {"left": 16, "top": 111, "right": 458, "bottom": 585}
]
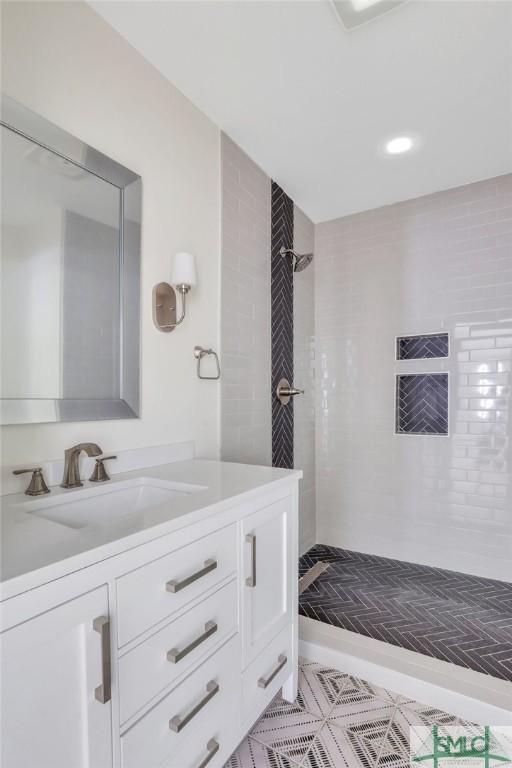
[
  {"left": 294, "top": 252, "right": 313, "bottom": 272},
  {"left": 279, "top": 247, "right": 314, "bottom": 272}
]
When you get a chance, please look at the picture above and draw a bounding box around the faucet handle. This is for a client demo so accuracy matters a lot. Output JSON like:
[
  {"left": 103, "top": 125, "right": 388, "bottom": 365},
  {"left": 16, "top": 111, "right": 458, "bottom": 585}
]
[
  {"left": 13, "top": 467, "right": 50, "bottom": 496},
  {"left": 89, "top": 456, "right": 117, "bottom": 483}
]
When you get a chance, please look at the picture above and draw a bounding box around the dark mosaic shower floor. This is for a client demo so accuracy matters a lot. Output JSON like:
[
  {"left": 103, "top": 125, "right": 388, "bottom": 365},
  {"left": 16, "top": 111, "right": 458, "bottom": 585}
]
[{"left": 299, "top": 544, "right": 512, "bottom": 682}]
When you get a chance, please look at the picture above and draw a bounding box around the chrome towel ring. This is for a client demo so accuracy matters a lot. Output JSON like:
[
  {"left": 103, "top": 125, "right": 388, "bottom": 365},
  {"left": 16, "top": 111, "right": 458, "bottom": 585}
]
[{"left": 194, "top": 346, "right": 221, "bottom": 380}]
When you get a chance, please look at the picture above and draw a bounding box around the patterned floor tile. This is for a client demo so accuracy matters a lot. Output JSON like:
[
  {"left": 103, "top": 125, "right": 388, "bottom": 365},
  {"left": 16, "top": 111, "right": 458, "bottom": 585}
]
[
  {"left": 374, "top": 744, "right": 411, "bottom": 768},
  {"left": 297, "top": 660, "right": 349, "bottom": 717},
  {"left": 393, "top": 701, "right": 459, "bottom": 730},
  {"left": 249, "top": 699, "right": 324, "bottom": 765},
  {"left": 224, "top": 737, "right": 301, "bottom": 767},
  {"left": 328, "top": 701, "right": 395, "bottom": 752},
  {"left": 327, "top": 675, "right": 396, "bottom": 750},
  {"left": 301, "top": 722, "right": 380, "bottom": 768},
  {"left": 224, "top": 659, "right": 464, "bottom": 768},
  {"left": 331, "top": 675, "right": 399, "bottom": 708},
  {"left": 375, "top": 704, "right": 458, "bottom": 764}
]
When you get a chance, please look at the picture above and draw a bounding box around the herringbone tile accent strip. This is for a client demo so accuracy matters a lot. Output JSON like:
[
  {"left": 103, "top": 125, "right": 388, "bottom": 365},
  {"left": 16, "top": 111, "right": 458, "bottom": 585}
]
[
  {"left": 299, "top": 545, "right": 512, "bottom": 681},
  {"left": 396, "top": 373, "right": 449, "bottom": 435},
  {"left": 397, "top": 333, "right": 449, "bottom": 360},
  {"left": 271, "top": 181, "right": 294, "bottom": 469}
]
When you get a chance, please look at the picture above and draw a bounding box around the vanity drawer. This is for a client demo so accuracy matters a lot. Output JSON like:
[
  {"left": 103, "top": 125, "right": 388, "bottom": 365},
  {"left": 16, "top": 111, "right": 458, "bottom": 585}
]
[
  {"left": 120, "top": 634, "right": 240, "bottom": 768},
  {"left": 241, "top": 624, "right": 293, "bottom": 727},
  {"left": 117, "top": 523, "right": 237, "bottom": 646},
  {"left": 119, "top": 579, "right": 238, "bottom": 723}
]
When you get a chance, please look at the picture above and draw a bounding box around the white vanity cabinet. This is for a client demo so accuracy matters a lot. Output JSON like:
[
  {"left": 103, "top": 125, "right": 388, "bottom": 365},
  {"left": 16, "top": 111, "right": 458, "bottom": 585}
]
[
  {"left": 0, "top": 473, "right": 299, "bottom": 768},
  {"left": 242, "top": 496, "right": 294, "bottom": 666},
  {"left": 1, "top": 586, "right": 113, "bottom": 768}
]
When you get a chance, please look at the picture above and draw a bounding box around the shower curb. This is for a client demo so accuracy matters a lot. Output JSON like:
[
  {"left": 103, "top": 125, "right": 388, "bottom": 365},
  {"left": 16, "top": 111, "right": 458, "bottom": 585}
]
[{"left": 299, "top": 615, "right": 512, "bottom": 726}]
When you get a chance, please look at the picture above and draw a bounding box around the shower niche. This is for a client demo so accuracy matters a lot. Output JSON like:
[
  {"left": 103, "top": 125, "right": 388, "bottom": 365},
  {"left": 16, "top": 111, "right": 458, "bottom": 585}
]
[
  {"left": 395, "top": 373, "right": 449, "bottom": 435},
  {"left": 395, "top": 332, "right": 449, "bottom": 435}
]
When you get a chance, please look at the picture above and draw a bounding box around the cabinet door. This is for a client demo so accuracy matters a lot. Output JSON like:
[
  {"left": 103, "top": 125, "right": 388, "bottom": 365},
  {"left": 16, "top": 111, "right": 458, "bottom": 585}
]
[
  {"left": 1, "top": 586, "right": 113, "bottom": 768},
  {"left": 241, "top": 496, "right": 293, "bottom": 666}
]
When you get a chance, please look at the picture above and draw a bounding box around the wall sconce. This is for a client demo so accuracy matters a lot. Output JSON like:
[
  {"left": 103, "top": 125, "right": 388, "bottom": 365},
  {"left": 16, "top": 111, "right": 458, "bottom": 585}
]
[{"left": 153, "top": 252, "right": 197, "bottom": 332}]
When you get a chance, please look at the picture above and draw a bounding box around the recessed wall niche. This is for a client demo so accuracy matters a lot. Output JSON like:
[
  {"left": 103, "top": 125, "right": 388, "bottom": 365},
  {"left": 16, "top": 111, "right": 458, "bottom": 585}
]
[
  {"left": 396, "top": 332, "right": 449, "bottom": 361},
  {"left": 395, "top": 373, "right": 449, "bottom": 435}
]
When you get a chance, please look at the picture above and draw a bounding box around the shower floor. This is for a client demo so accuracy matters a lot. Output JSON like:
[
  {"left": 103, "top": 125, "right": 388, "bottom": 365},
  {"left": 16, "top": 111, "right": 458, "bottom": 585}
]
[{"left": 299, "top": 544, "right": 512, "bottom": 682}]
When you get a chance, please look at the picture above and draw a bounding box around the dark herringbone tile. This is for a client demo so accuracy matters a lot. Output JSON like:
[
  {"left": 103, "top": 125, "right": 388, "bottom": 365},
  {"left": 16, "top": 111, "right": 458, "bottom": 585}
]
[
  {"left": 271, "top": 181, "right": 294, "bottom": 469},
  {"left": 397, "top": 333, "right": 449, "bottom": 360},
  {"left": 396, "top": 373, "right": 449, "bottom": 435},
  {"left": 299, "top": 545, "right": 512, "bottom": 681}
]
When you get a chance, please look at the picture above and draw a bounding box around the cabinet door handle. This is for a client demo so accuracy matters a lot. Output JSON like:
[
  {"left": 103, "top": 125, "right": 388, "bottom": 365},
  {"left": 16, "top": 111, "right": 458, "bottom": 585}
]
[
  {"left": 245, "top": 533, "right": 256, "bottom": 587},
  {"left": 257, "top": 654, "right": 287, "bottom": 689},
  {"left": 196, "top": 739, "right": 219, "bottom": 768},
  {"left": 166, "top": 558, "right": 217, "bottom": 593},
  {"left": 169, "top": 680, "right": 219, "bottom": 733},
  {"left": 167, "top": 621, "right": 217, "bottom": 664},
  {"left": 93, "top": 615, "right": 111, "bottom": 704}
]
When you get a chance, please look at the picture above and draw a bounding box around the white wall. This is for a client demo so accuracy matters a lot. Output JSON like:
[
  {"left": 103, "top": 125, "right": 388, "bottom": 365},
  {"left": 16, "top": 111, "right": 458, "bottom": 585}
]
[
  {"left": 293, "top": 206, "right": 316, "bottom": 554},
  {"left": 1, "top": 1, "right": 220, "bottom": 466},
  {"left": 315, "top": 174, "right": 512, "bottom": 581}
]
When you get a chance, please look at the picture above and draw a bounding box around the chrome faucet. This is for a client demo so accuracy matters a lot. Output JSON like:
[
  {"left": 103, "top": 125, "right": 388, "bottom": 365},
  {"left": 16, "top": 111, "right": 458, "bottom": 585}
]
[{"left": 61, "top": 443, "right": 102, "bottom": 489}]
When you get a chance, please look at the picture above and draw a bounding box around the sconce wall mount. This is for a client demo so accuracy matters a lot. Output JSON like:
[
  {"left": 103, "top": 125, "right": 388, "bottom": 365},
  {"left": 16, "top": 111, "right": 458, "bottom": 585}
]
[{"left": 153, "top": 252, "right": 196, "bottom": 333}]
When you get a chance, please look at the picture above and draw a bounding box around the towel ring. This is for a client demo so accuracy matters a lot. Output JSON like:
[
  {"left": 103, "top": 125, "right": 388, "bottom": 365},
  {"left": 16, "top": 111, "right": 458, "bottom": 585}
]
[{"left": 194, "top": 346, "right": 221, "bottom": 380}]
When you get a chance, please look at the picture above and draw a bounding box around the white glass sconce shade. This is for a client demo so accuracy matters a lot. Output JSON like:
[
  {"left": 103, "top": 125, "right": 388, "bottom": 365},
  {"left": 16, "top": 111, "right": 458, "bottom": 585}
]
[
  {"left": 171, "top": 252, "right": 197, "bottom": 287},
  {"left": 153, "top": 252, "right": 197, "bottom": 332}
]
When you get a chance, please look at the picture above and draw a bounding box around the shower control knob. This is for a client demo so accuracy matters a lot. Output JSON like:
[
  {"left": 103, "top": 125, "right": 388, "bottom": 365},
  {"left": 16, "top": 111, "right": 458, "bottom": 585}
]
[{"left": 276, "top": 378, "right": 304, "bottom": 405}]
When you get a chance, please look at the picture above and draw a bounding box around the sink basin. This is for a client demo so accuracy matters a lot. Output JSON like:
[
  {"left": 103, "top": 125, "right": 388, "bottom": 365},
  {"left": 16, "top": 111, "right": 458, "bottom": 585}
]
[{"left": 18, "top": 477, "right": 206, "bottom": 529}]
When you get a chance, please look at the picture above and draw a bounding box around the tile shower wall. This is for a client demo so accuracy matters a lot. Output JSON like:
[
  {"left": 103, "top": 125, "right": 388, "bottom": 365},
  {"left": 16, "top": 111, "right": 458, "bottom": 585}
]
[
  {"left": 220, "top": 134, "right": 272, "bottom": 466},
  {"left": 220, "top": 135, "right": 316, "bottom": 552},
  {"left": 315, "top": 174, "right": 512, "bottom": 582},
  {"left": 294, "top": 205, "right": 316, "bottom": 553}
]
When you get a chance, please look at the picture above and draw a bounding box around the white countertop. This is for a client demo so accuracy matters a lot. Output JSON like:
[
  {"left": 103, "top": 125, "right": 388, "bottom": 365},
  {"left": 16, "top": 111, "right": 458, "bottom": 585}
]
[{"left": 1, "top": 459, "right": 301, "bottom": 600}]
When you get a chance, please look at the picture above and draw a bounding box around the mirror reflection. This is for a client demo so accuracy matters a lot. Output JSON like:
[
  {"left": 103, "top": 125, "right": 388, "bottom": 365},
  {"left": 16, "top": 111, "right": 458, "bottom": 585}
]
[
  {"left": 0, "top": 98, "right": 141, "bottom": 425},
  {"left": 2, "top": 126, "right": 122, "bottom": 401}
]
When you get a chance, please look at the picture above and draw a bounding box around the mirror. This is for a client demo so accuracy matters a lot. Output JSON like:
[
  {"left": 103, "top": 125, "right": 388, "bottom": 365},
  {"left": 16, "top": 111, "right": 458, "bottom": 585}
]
[{"left": 0, "top": 95, "right": 141, "bottom": 424}]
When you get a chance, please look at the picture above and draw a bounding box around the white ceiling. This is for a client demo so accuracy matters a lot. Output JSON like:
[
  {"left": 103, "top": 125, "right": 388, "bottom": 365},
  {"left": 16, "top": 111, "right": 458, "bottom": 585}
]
[{"left": 91, "top": 0, "right": 512, "bottom": 222}]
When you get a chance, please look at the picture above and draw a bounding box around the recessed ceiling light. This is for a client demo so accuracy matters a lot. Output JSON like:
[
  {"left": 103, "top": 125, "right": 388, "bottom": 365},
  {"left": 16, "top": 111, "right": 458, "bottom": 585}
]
[
  {"left": 332, "top": 0, "right": 409, "bottom": 30},
  {"left": 351, "top": 0, "right": 388, "bottom": 11},
  {"left": 385, "top": 136, "right": 414, "bottom": 155}
]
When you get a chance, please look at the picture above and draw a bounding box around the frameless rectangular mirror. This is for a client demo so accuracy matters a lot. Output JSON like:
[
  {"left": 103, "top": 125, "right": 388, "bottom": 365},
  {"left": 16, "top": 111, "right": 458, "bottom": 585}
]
[{"left": 1, "top": 95, "right": 141, "bottom": 424}]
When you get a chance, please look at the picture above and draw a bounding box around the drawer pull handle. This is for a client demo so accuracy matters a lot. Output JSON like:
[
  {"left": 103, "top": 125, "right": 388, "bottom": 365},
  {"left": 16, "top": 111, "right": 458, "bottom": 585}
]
[
  {"left": 167, "top": 621, "right": 218, "bottom": 664},
  {"left": 93, "top": 615, "right": 111, "bottom": 704},
  {"left": 166, "top": 559, "right": 217, "bottom": 593},
  {"left": 245, "top": 533, "right": 256, "bottom": 587},
  {"left": 258, "top": 654, "right": 288, "bottom": 689},
  {"left": 197, "top": 739, "right": 219, "bottom": 768},
  {"left": 169, "top": 680, "right": 219, "bottom": 733}
]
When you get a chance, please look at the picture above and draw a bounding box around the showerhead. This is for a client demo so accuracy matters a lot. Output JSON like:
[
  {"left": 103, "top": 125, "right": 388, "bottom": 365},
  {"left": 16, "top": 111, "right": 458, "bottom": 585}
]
[
  {"left": 279, "top": 247, "right": 314, "bottom": 272},
  {"left": 294, "top": 252, "right": 313, "bottom": 272}
]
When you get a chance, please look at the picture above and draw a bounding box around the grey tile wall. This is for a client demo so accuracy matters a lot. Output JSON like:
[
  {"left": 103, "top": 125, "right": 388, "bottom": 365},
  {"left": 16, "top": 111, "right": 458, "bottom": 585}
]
[
  {"left": 220, "top": 134, "right": 316, "bottom": 550},
  {"left": 62, "top": 211, "right": 120, "bottom": 399},
  {"left": 294, "top": 205, "right": 316, "bottom": 554},
  {"left": 220, "top": 134, "right": 272, "bottom": 465}
]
